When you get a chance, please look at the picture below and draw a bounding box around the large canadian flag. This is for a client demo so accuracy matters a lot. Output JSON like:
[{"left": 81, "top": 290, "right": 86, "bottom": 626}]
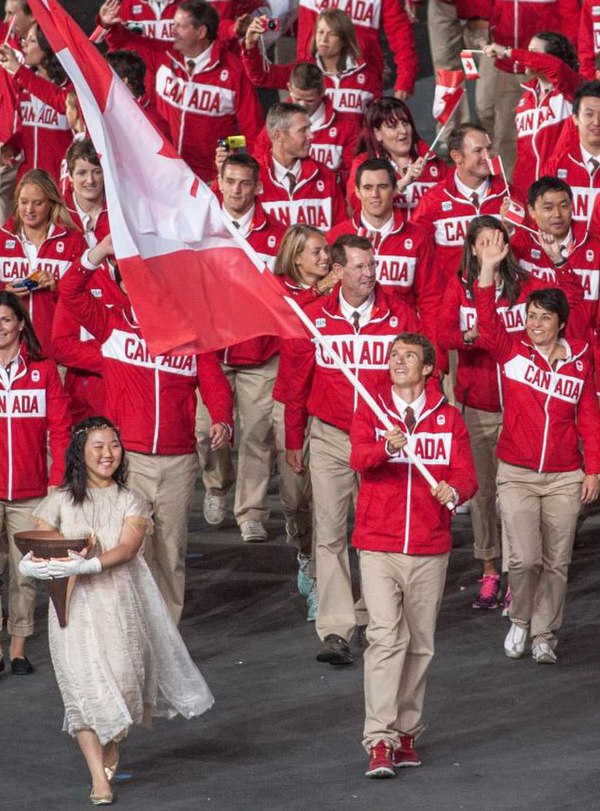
[
  {"left": 28, "top": 0, "right": 305, "bottom": 356},
  {"left": 432, "top": 69, "right": 465, "bottom": 126}
]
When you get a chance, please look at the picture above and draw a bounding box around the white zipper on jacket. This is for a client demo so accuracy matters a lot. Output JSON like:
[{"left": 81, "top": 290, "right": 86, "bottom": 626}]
[{"left": 152, "top": 365, "right": 160, "bottom": 454}]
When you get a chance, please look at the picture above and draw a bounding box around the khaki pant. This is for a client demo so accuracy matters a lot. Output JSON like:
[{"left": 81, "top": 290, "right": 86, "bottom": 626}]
[
  {"left": 1, "top": 498, "right": 42, "bottom": 637},
  {"left": 310, "top": 418, "right": 366, "bottom": 642},
  {"left": 272, "top": 400, "right": 312, "bottom": 560},
  {"left": 463, "top": 406, "right": 504, "bottom": 566},
  {"left": 127, "top": 451, "right": 198, "bottom": 624},
  {"left": 476, "top": 63, "right": 526, "bottom": 179},
  {"left": 0, "top": 163, "right": 16, "bottom": 227},
  {"left": 360, "top": 550, "right": 449, "bottom": 749},
  {"left": 497, "top": 462, "right": 583, "bottom": 646},
  {"left": 196, "top": 393, "right": 235, "bottom": 496},
  {"left": 427, "top": 1, "right": 495, "bottom": 132}
]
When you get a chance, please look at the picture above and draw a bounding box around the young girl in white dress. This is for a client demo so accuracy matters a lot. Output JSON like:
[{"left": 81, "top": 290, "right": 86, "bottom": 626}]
[{"left": 19, "top": 416, "right": 214, "bottom": 806}]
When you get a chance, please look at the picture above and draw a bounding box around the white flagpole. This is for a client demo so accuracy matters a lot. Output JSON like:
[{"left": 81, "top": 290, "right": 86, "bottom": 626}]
[
  {"left": 283, "top": 295, "right": 455, "bottom": 511},
  {"left": 2, "top": 15, "right": 16, "bottom": 46}
]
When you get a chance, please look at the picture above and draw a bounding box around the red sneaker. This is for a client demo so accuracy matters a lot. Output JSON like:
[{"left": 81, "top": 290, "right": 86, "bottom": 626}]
[
  {"left": 392, "top": 734, "right": 422, "bottom": 768},
  {"left": 365, "top": 741, "right": 395, "bottom": 778}
]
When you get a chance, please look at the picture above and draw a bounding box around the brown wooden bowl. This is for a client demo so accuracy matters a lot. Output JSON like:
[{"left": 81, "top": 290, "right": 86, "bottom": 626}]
[{"left": 14, "top": 531, "right": 90, "bottom": 628}]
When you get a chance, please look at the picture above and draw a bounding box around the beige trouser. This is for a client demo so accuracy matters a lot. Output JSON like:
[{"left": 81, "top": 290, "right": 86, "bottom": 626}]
[
  {"left": 497, "top": 462, "right": 583, "bottom": 647},
  {"left": 462, "top": 406, "right": 505, "bottom": 566},
  {"left": 1, "top": 498, "right": 42, "bottom": 637},
  {"left": 360, "top": 550, "right": 449, "bottom": 749},
  {"left": 310, "top": 418, "right": 366, "bottom": 642},
  {"left": 476, "top": 63, "right": 526, "bottom": 179},
  {"left": 196, "top": 393, "right": 236, "bottom": 496},
  {"left": 272, "top": 400, "right": 312, "bottom": 560},
  {"left": 127, "top": 451, "right": 198, "bottom": 625},
  {"left": 198, "top": 357, "right": 280, "bottom": 524},
  {"left": 427, "top": 1, "right": 495, "bottom": 131},
  {"left": 0, "top": 163, "right": 17, "bottom": 227}
]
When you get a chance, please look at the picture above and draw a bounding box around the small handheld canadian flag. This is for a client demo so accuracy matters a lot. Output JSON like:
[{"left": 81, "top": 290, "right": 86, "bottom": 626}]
[
  {"left": 432, "top": 69, "right": 465, "bottom": 125},
  {"left": 460, "top": 50, "right": 480, "bottom": 80},
  {"left": 504, "top": 199, "right": 526, "bottom": 226}
]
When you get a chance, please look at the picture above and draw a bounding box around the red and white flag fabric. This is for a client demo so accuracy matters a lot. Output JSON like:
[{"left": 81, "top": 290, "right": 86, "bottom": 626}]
[
  {"left": 460, "top": 50, "right": 480, "bottom": 80},
  {"left": 28, "top": 0, "right": 305, "bottom": 356},
  {"left": 432, "top": 69, "right": 465, "bottom": 125},
  {"left": 503, "top": 199, "right": 526, "bottom": 226}
]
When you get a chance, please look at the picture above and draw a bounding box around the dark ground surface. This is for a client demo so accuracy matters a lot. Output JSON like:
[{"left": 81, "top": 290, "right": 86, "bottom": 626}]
[{"left": 2, "top": 485, "right": 600, "bottom": 811}]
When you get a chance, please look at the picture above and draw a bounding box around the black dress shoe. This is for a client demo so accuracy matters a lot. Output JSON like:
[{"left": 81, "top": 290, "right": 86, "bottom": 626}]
[
  {"left": 10, "top": 656, "right": 34, "bottom": 675},
  {"left": 0, "top": 656, "right": 5, "bottom": 673},
  {"left": 316, "top": 634, "right": 354, "bottom": 666}
]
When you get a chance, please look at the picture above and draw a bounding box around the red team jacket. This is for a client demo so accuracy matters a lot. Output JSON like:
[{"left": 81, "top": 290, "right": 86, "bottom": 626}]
[
  {"left": 60, "top": 262, "right": 233, "bottom": 456},
  {"left": 0, "top": 347, "right": 70, "bottom": 501},
  {"left": 296, "top": 0, "right": 418, "bottom": 96},
  {"left": 509, "top": 50, "right": 582, "bottom": 201},
  {"left": 411, "top": 169, "right": 510, "bottom": 281},
  {"left": 327, "top": 209, "right": 441, "bottom": 340},
  {"left": 578, "top": 0, "right": 600, "bottom": 81},
  {"left": 8, "top": 65, "right": 72, "bottom": 182},
  {"left": 282, "top": 282, "right": 420, "bottom": 449},
  {"left": 104, "top": 28, "right": 263, "bottom": 181},
  {"left": 0, "top": 224, "right": 86, "bottom": 356},
  {"left": 511, "top": 227, "right": 598, "bottom": 339},
  {"left": 542, "top": 143, "right": 600, "bottom": 227},
  {"left": 240, "top": 43, "right": 379, "bottom": 122},
  {"left": 475, "top": 284, "right": 600, "bottom": 474},
  {"left": 438, "top": 273, "right": 564, "bottom": 412},
  {"left": 258, "top": 155, "right": 347, "bottom": 230},
  {"left": 350, "top": 384, "right": 477, "bottom": 554}
]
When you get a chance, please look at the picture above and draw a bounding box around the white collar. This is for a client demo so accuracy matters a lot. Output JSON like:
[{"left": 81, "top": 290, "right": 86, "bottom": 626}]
[
  {"left": 316, "top": 54, "right": 357, "bottom": 76},
  {"left": 360, "top": 213, "right": 394, "bottom": 239},
  {"left": 184, "top": 42, "right": 214, "bottom": 75},
  {"left": 455, "top": 175, "right": 490, "bottom": 203},
  {"left": 0, "top": 350, "right": 22, "bottom": 390},
  {"left": 391, "top": 388, "right": 426, "bottom": 422},
  {"left": 339, "top": 291, "right": 374, "bottom": 328},
  {"left": 579, "top": 144, "right": 600, "bottom": 171},
  {"left": 273, "top": 158, "right": 301, "bottom": 186},
  {"left": 223, "top": 204, "right": 254, "bottom": 236}
]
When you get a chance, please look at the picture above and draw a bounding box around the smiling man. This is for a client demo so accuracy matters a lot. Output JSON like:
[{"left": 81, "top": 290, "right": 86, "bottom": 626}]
[
  {"left": 282, "top": 234, "right": 420, "bottom": 666},
  {"left": 412, "top": 123, "right": 512, "bottom": 281},
  {"left": 511, "top": 176, "right": 600, "bottom": 340},
  {"left": 99, "top": 0, "right": 263, "bottom": 180},
  {"left": 350, "top": 332, "right": 477, "bottom": 778}
]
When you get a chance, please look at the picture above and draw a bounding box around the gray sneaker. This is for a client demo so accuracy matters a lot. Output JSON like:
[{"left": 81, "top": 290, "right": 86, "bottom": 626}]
[
  {"left": 203, "top": 492, "right": 226, "bottom": 526},
  {"left": 240, "top": 520, "right": 267, "bottom": 542},
  {"left": 532, "top": 642, "right": 557, "bottom": 664}
]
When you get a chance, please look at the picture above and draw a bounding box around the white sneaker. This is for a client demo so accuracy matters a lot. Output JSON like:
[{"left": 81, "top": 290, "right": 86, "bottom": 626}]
[
  {"left": 532, "top": 642, "right": 557, "bottom": 664},
  {"left": 240, "top": 520, "right": 267, "bottom": 542},
  {"left": 504, "top": 622, "right": 528, "bottom": 659},
  {"left": 203, "top": 492, "right": 227, "bottom": 526}
]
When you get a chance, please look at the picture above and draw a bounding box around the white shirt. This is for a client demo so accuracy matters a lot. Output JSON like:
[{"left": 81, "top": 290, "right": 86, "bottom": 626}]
[
  {"left": 580, "top": 145, "right": 600, "bottom": 174},
  {"left": 339, "top": 291, "right": 375, "bottom": 329},
  {"left": 223, "top": 204, "right": 254, "bottom": 238},
  {"left": 20, "top": 222, "right": 55, "bottom": 266},
  {"left": 184, "top": 42, "right": 214, "bottom": 76},
  {"left": 391, "top": 389, "right": 426, "bottom": 424},
  {"left": 73, "top": 196, "right": 101, "bottom": 248},
  {"left": 273, "top": 157, "right": 301, "bottom": 188},
  {"left": 455, "top": 175, "right": 491, "bottom": 205},
  {"left": 360, "top": 213, "right": 394, "bottom": 241}
]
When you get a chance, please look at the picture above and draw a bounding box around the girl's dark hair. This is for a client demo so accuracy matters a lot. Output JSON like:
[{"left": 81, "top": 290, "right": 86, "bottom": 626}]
[
  {"left": 534, "top": 31, "right": 580, "bottom": 73},
  {"left": 356, "top": 98, "right": 420, "bottom": 161},
  {"left": 460, "top": 216, "right": 529, "bottom": 306},
  {"left": 33, "top": 24, "right": 68, "bottom": 85},
  {"left": 61, "top": 416, "right": 128, "bottom": 505},
  {"left": 0, "top": 290, "right": 42, "bottom": 359}
]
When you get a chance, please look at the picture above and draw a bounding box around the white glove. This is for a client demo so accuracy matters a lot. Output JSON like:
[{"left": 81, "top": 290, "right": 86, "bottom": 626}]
[
  {"left": 47, "top": 550, "right": 102, "bottom": 578},
  {"left": 18, "top": 551, "right": 52, "bottom": 580}
]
